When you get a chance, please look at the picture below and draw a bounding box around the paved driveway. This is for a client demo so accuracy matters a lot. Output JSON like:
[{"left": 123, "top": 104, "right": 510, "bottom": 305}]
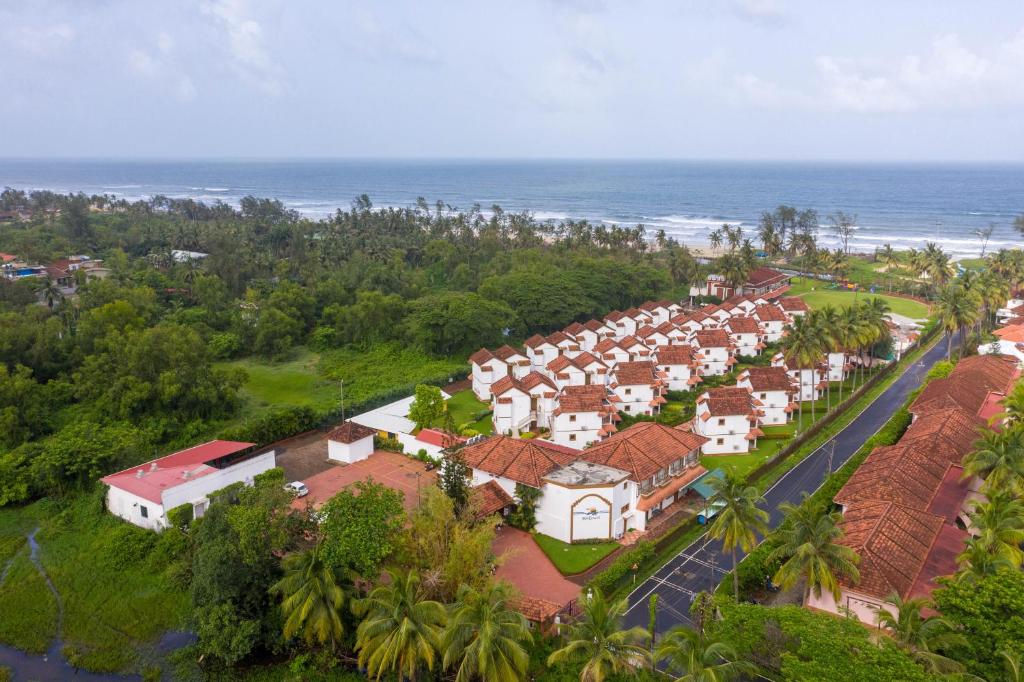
[
  {"left": 493, "top": 527, "right": 581, "bottom": 607},
  {"left": 622, "top": 333, "right": 950, "bottom": 634}
]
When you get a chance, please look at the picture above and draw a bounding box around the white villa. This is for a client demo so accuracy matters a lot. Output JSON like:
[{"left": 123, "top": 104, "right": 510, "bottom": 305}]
[
  {"left": 461, "top": 423, "right": 708, "bottom": 542},
  {"left": 692, "top": 329, "right": 737, "bottom": 376},
  {"left": 491, "top": 373, "right": 558, "bottom": 436},
  {"left": 524, "top": 334, "right": 560, "bottom": 370},
  {"left": 772, "top": 353, "right": 827, "bottom": 402},
  {"left": 693, "top": 387, "right": 762, "bottom": 454},
  {"left": 469, "top": 345, "right": 531, "bottom": 400},
  {"left": 609, "top": 360, "right": 666, "bottom": 416},
  {"left": 752, "top": 304, "right": 789, "bottom": 343},
  {"left": 735, "top": 367, "right": 796, "bottom": 426},
  {"left": 724, "top": 316, "right": 765, "bottom": 357},
  {"left": 101, "top": 441, "right": 276, "bottom": 530},
  {"left": 548, "top": 384, "right": 620, "bottom": 448},
  {"left": 655, "top": 345, "right": 702, "bottom": 392}
]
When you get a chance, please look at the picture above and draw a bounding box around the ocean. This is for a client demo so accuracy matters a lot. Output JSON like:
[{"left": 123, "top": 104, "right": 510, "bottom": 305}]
[{"left": 1, "top": 159, "right": 1022, "bottom": 258}]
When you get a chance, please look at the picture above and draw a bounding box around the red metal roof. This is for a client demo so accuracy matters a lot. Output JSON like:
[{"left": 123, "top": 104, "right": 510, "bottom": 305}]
[{"left": 100, "top": 440, "right": 255, "bottom": 504}]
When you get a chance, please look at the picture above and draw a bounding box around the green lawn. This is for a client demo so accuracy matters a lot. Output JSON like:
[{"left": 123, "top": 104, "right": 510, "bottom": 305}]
[
  {"left": 0, "top": 551, "right": 58, "bottom": 654},
  {"left": 438, "top": 389, "right": 493, "bottom": 435},
  {"left": 787, "top": 277, "right": 930, "bottom": 319},
  {"left": 217, "top": 348, "right": 340, "bottom": 416},
  {"left": 533, "top": 533, "right": 619, "bottom": 575}
]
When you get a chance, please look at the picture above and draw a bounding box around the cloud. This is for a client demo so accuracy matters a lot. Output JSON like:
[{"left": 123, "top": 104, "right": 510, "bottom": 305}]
[
  {"left": 732, "top": 0, "right": 789, "bottom": 27},
  {"left": 6, "top": 23, "right": 75, "bottom": 57},
  {"left": 127, "top": 42, "right": 197, "bottom": 102},
  {"left": 348, "top": 8, "right": 441, "bottom": 66},
  {"left": 200, "top": 0, "right": 284, "bottom": 95}
]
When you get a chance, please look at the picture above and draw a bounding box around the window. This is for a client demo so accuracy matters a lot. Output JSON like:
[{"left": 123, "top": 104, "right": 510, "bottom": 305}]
[
  {"left": 760, "top": 393, "right": 767, "bottom": 400},
  {"left": 140, "top": 505, "right": 149, "bottom": 519},
  {"left": 621, "top": 504, "right": 630, "bottom": 514},
  {"left": 624, "top": 388, "right": 632, "bottom": 395},
  {"left": 622, "top": 481, "right": 628, "bottom": 490},
  {"left": 716, "top": 438, "right": 724, "bottom": 445},
  {"left": 569, "top": 434, "right": 577, "bottom": 442},
  {"left": 717, "top": 418, "right": 725, "bottom": 426},
  {"left": 569, "top": 414, "right": 576, "bottom": 422}
]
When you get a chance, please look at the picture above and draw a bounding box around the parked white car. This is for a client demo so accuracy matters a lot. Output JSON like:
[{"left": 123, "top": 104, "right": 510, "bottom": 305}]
[{"left": 284, "top": 481, "right": 309, "bottom": 498}]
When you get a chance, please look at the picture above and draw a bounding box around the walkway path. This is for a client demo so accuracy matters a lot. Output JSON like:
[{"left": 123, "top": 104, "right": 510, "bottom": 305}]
[{"left": 622, "top": 333, "right": 949, "bottom": 634}]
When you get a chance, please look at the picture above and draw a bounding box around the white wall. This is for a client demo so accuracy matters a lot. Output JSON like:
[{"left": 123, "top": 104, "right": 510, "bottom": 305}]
[
  {"left": 660, "top": 363, "right": 696, "bottom": 392},
  {"left": 827, "top": 352, "right": 849, "bottom": 382},
  {"left": 492, "top": 389, "right": 532, "bottom": 436},
  {"left": 536, "top": 479, "right": 636, "bottom": 543},
  {"left": 759, "top": 320, "right": 786, "bottom": 343},
  {"left": 805, "top": 588, "right": 894, "bottom": 626},
  {"left": 472, "top": 360, "right": 508, "bottom": 400},
  {"left": 731, "top": 332, "right": 761, "bottom": 357},
  {"left": 613, "top": 383, "right": 657, "bottom": 416},
  {"left": 106, "top": 487, "right": 167, "bottom": 531},
  {"left": 694, "top": 346, "right": 732, "bottom": 376},
  {"left": 328, "top": 436, "right": 374, "bottom": 464},
  {"left": 469, "top": 469, "right": 519, "bottom": 498},
  {"left": 550, "top": 411, "right": 605, "bottom": 448},
  {"left": 694, "top": 413, "right": 752, "bottom": 454},
  {"left": 788, "top": 368, "right": 824, "bottom": 402}
]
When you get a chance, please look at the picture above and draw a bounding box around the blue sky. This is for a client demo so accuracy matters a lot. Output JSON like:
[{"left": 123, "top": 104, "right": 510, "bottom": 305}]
[{"left": 2, "top": 0, "right": 1024, "bottom": 161}]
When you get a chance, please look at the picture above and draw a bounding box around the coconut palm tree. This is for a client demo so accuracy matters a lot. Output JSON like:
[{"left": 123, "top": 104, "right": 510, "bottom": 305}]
[
  {"left": 877, "top": 244, "right": 900, "bottom": 291},
  {"left": 36, "top": 276, "right": 63, "bottom": 310},
  {"left": 825, "top": 249, "right": 847, "bottom": 282},
  {"left": 547, "top": 588, "right": 649, "bottom": 682},
  {"left": 654, "top": 626, "right": 754, "bottom": 682},
  {"left": 769, "top": 498, "right": 859, "bottom": 603},
  {"left": 270, "top": 542, "right": 351, "bottom": 649},
  {"left": 955, "top": 536, "right": 1016, "bottom": 582},
  {"left": 935, "top": 283, "right": 979, "bottom": 361},
  {"left": 1002, "top": 648, "right": 1023, "bottom": 682},
  {"left": 998, "top": 382, "right": 1024, "bottom": 426},
  {"left": 782, "top": 314, "right": 824, "bottom": 431},
  {"left": 855, "top": 298, "right": 891, "bottom": 383},
  {"left": 966, "top": 493, "right": 1024, "bottom": 568},
  {"left": 874, "top": 594, "right": 967, "bottom": 675},
  {"left": 706, "top": 471, "right": 769, "bottom": 602},
  {"left": 708, "top": 229, "right": 723, "bottom": 253},
  {"left": 442, "top": 582, "right": 531, "bottom": 682},
  {"left": 816, "top": 306, "right": 842, "bottom": 411},
  {"left": 354, "top": 569, "right": 447, "bottom": 682},
  {"left": 962, "top": 428, "right": 1024, "bottom": 496}
]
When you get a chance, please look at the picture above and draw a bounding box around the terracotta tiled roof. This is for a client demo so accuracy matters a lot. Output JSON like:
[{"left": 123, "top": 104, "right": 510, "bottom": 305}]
[
  {"left": 594, "top": 338, "right": 623, "bottom": 354},
  {"left": 834, "top": 443, "right": 955, "bottom": 510},
  {"left": 469, "top": 348, "right": 496, "bottom": 365},
  {"left": 556, "top": 384, "right": 616, "bottom": 414},
  {"left": 640, "top": 301, "right": 664, "bottom": 312},
  {"left": 740, "top": 366, "right": 795, "bottom": 392},
  {"left": 619, "top": 335, "right": 644, "bottom": 349},
  {"left": 725, "top": 316, "right": 761, "bottom": 334},
  {"left": 623, "top": 307, "right": 646, "bottom": 319},
  {"left": 512, "top": 596, "right": 563, "bottom": 622},
  {"left": 573, "top": 350, "right": 605, "bottom": 369},
  {"left": 777, "top": 296, "right": 809, "bottom": 312},
  {"left": 745, "top": 267, "right": 788, "bottom": 287},
  {"left": 604, "top": 310, "right": 625, "bottom": 322},
  {"left": 582, "top": 422, "right": 708, "bottom": 482},
  {"left": 564, "top": 322, "right": 585, "bottom": 336},
  {"left": 520, "top": 372, "right": 557, "bottom": 392},
  {"left": 699, "top": 387, "right": 755, "bottom": 417},
  {"left": 327, "top": 421, "right": 376, "bottom": 444},
  {"left": 655, "top": 345, "right": 697, "bottom": 366},
  {"left": 461, "top": 436, "right": 579, "bottom": 487},
  {"left": 613, "top": 360, "right": 660, "bottom": 386},
  {"left": 472, "top": 480, "right": 515, "bottom": 517},
  {"left": 547, "top": 331, "right": 573, "bottom": 346},
  {"left": 524, "top": 334, "right": 550, "bottom": 349},
  {"left": 547, "top": 355, "right": 579, "bottom": 373},
  {"left": 491, "top": 376, "right": 528, "bottom": 396},
  {"left": 635, "top": 325, "right": 658, "bottom": 339},
  {"left": 900, "top": 407, "right": 984, "bottom": 463},
  {"left": 837, "top": 500, "right": 945, "bottom": 599},
  {"left": 753, "top": 304, "right": 787, "bottom": 322},
  {"left": 910, "top": 355, "right": 1017, "bottom": 416},
  {"left": 693, "top": 329, "right": 732, "bottom": 348},
  {"left": 584, "top": 319, "right": 608, "bottom": 332},
  {"left": 493, "top": 345, "right": 526, "bottom": 362}
]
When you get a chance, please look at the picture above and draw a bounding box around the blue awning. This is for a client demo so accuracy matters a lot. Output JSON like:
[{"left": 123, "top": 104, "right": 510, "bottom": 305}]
[{"left": 691, "top": 468, "right": 725, "bottom": 499}]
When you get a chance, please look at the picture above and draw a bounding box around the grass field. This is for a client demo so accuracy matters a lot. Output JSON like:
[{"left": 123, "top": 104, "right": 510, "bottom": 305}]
[
  {"left": 0, "top": 496, "right": 189, "bottom": 673},
  {"left": 533, "top": 533, "right": 619, "bottom": 575},
  {"left": 437, "top": 389, "right": 493, "bottom": 435},
  {"left": 218, "top": 349, "right": 341, "bottom": 416},
  {"left": 787, "top": 277, "right": 930, "bottom": 319}
]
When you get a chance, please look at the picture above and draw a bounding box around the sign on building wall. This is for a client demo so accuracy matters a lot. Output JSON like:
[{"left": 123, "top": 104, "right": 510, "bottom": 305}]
[{"left": 570, "top": 493, "right": 612, "bottom": 541}]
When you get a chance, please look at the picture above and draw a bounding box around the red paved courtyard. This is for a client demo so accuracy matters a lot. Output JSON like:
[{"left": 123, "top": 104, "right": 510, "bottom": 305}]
[
  {"left": 293, "top": 450, "right": 436, "bottom": 512},
  {"left": 493, "top": 527, "right": 580, "bottom": 607}
]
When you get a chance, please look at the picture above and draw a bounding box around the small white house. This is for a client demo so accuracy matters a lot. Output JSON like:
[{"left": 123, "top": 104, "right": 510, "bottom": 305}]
[
  {"left": 604, "top": 311, "right": 636, "bottom": 339},
  {"left": 735, "top": 367, "right": 796, "bottom": 426},
  {"left": 693, "top": 387, "right": 761, "bottom": 455},
  {"left": 777, "top": 296, "right": 809, "bottom": 318},
  {"left": 640, "top": 300, "right": 674, "bottom": 326},
  {"left": 524, "top": 334, "right": 560, "bottom": 370},
  {"left": 655, "top": 345, "right": 702, "bottom": 392},
  {"left": 547, "top": 331, "right": 582, "bottom": 358},
  {"left": 101, "top": 441, "right": 276, "bottom": 530},
  {"left": 692, "top": 329, "right": 737, "bottom": 376},
  {"left": 636, "top": 325, "right": 671, "bottom": 349},
  {"left": 469, "top": 345, "right": 530, "bottom": 400},
  {"left": 609, "top": 360, "right": 666, "bottom": 416},
  {"left": 549, "top": 384, "right": 621, "bottom": 448},
  {"left": 618, "top": 335, "right": 652, "bottom": 361},
  {"left": 827, "top": 351, "right": 853, "bottom": 382},
  {"left": 572, "top": 350, "right": 610, "bottom": 386},
  {"left": 772, "top": 353, "right": 827, "bottom": 402},
  {"left": 351, "top": 391, "right": 452, "bottom": 458},
  {"left": 671, "top": 314, "right": 705, "bottom": 336},
  {"left": 594, "top": 338, "right": 631, "bottom": 368},
  {"left": 491, "top": 376, "right": 533, "bottom": 436},
  {"left": 327, "top": 421, "right": 376, "bottom": 463},
  {"left": 752, "top": 304, "right": 789, "bottom": 343},
  {"left": 546, "top": 355, "right": 587, "bottom": 391},
  {"left": 724, "top": 316, "right": 765, "bottom": 357}
]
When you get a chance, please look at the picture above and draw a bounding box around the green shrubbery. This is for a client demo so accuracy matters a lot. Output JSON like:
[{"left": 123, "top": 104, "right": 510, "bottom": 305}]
[{"left": 587, "top": 540, "right": 654, "bottom": 594}]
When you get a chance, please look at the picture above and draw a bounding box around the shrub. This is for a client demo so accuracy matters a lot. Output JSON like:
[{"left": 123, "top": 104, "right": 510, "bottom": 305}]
[
  {"left": 587, "top": 540, "right": 654, "bottom": 594},
  {"left": 166, "top": 504, "right": 193, "bottom": 530},
  {"left": 208, "top": 332, "right": 242, "bottom": 359},
  {"left": 99, "top": 523, "right": 158, "bottom": 569},
  {"left": 219, "top": 405, "right": 318, "bottom": 446},
  {"left": 374, "top": 435, "right": 404, "bottom": 453}
]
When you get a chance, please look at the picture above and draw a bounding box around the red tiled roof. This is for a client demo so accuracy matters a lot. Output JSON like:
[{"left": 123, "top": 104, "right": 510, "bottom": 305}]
[
  {"left": 725, "top": 316, "right": 761, "bottom": 334},
  {"left": 777, "top": 296, "right": 810, "bottom": 312},
  {"left": 604, "top": 310, "right": 625, "bottom": 322},
  {"left": 524, "top": 334, "right": 552, "bottom": 349},
  {"left": 900, "top": 407, "right": 984, "bottom": 463},
  {"left": 491, "top": 376, "right": 527, "bottom": 397},
  {"left": 740, "top": 366, "right": 795, "bottom": 392},
  {"left": 594, "top": 338, "right": 622, "bottom": 354},
  {"left": 655, "top": 345, "right": 697, "bottom": 366},
  {"left": 461, "top": 436, "right": 579, "bottom": 487},
  {"left": 472, "top": 480, "right": 515, "bottom": 517},
  {"left": 469, "top": 348, "right": 495, "bottom": 365},
  {"left": 555, "top": 384, "right": 616, "bottom": 414},
  {"left": 327, "top": 421, "right": 376, "bottom": 444},
  {"left": 493, "top": 345, "right": 526, "bottom": 362},
  {"left": 745, "top": 267, "right": 788, "bottom": 287},
  {"left": 834, "top": 444, "right": 955, "bottom": 510},
  {"left": 699, "top": 387, "right": 754, "bottom": 417},
  {"left": 910, "top": 355, "right": 1017, "bottom": 416},
  {"left": 547, "top": 355, "right": 579, "bottom": 373},
  {"left": 613, "top": 360, "right": 660, "bottom": 386},
  {"left": 564, "top": 322, "right": 586, "bottom": 336},
  {"left": 520, "top": 371, "right": 557, "bottom": 392},
  {"left": 416, "top": 428, "right": 465, "bottom": 447},
  {"left": 584, "top": 319, "right": 609, "bottom": 332},
  {"left": 101, "top": 440, "right": 256, "bottom": 504},
  {"left": 582, "top": 422, "right": 708, "bottom": 482},
  {"left": 837, "top": 500, "right": 945, "bottom": 599},
  {"left": 547, "top": 331, "right": 572, "bottom": 346},
  {"left": 753, "top": 304, "right": 788, "bottom": 322},
  {"left": 635, "top": 465, "right": 709, "bottom": 511},
  {"left": 573, "top": 350, "right": 605, "bottom": 369},
  {"left": 693, "top": 329, "right": 732, "bottom": 348}
]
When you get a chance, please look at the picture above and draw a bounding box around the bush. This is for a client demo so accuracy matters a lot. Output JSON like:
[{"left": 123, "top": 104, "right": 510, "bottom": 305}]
[
  {"left": 220, "top": 405, "right": 318, "bottom": 446},
  {"left": 167, "top": 503, "right": 194, "bottom": 529},
  {"left": 98, "top": 523, "right": 158, "bottom": 569},
  {"left": 587, "top": 540, "right": 654, "bottom": 594},
  {"left": 374, "top": 435, "right": 404, "bottom": 453},
  {"left": 208, "top": 332, "right": 242, "bottom": 359}
]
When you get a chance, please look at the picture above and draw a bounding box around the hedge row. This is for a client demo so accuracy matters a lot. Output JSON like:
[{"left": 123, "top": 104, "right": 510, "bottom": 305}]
[{"left": 588, "top": 540, "right": 654, "bottom": 594}]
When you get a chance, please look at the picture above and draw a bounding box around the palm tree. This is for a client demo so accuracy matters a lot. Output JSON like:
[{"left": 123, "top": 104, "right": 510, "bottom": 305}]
[
  {"left": 37, "top": 276, "right": 63, "bottom": 310},
  {"left": 354, "top": 569, "right": 447, "bottom": 682},
  {"left": 855, "top": 298, "right": 891, "bottom": 383},
  {"left": 442, "top": 583, "right": 531, "bottom": 682},
  {"left": 817, "top": 306, "right": 842, "bottom": 411},
  {"left": 955, "top": 536, "right": 1015, "bottom": 582},
  {"left": 547, "top": 588, "right": 649, "bottom": 682},
  {"left": 877, "top": 244, "right": 899, "bottom": 291},
  {"left": 769, "top": 498, "right": 859, "bottom": 603},
  {"left": 998, "top": 382, "right": 1024, "bottom": 426},
  {"left": 962, "top": 428, "right": 1024, "bottom": 496},
  {"left": 708, "top": 229, "right": 723, "bottom": 253},
  {"left": 270, "top": 543, "right": 351, "bottom": 649},
  {"left": 1002, "top": 648, "right": 1023, "bottom": 682},
  {"left": 873, "top": 593, "right": 966, "bottom": 675},
  {"left": 782, "top": 314, "right": 824, "bottom": 431},
  {"left": 967, "top": 493, "right": 1024, "bottom": 568},
  {"left": 718, "top": 254, "right": 749, "bottom": 298},
  {"left": 825, "top": 249, "right": 847, "bottom": 282},
  {"left": 654, "top": 626, "right": 754, "bottom": 682},
  {"left": 706, "top": 471, "right": 769, "bottom": 601},
  {"left": 935, "top": 283, "right": 979, "bottom": 361}
]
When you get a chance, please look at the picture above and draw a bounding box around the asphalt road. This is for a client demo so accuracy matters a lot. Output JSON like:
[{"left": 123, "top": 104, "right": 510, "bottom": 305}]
[{"left": 622, "top": 333, "right": 950, "bottom": 633}]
